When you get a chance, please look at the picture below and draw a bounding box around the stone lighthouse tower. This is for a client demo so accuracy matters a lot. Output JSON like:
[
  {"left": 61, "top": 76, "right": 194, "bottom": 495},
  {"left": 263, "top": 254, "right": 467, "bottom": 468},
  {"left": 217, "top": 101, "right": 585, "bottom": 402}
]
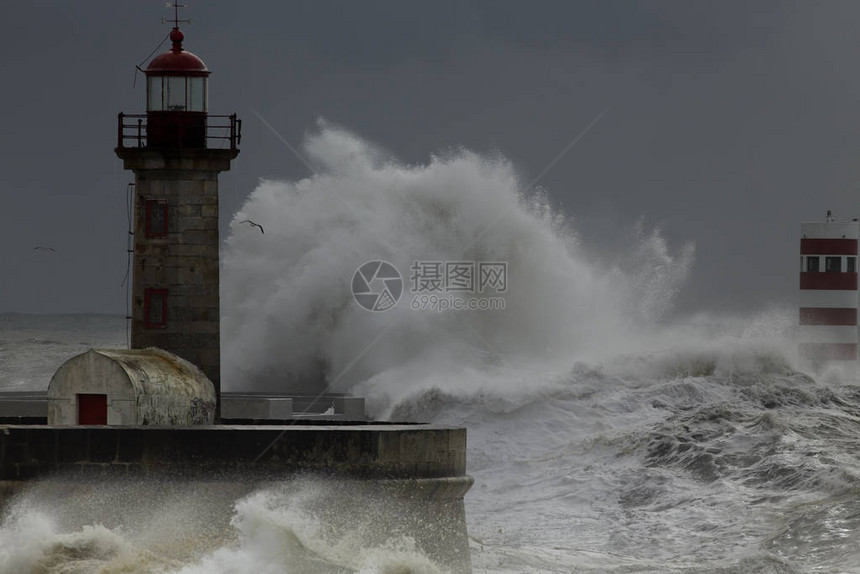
[{"left": 115, "top": 20, "right": 240, "bottom": 417}]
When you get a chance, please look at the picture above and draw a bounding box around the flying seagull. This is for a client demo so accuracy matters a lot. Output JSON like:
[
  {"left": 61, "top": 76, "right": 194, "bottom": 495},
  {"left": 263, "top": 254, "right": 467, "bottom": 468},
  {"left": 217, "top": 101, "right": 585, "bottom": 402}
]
[
  {"left": 33, "top": 246, "right": 56, "bottom": 253},
  {"left": 240, "top": 220, "right": 264, "bottom": 234}
]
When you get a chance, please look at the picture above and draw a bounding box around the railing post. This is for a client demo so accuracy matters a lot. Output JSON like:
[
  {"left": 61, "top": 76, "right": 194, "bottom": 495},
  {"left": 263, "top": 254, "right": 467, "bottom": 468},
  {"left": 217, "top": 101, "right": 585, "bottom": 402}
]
[
  {"left": 230, "top": 114, "right": 236, "bottom": 150},
  {"left": 117, "top": 113, "right": 124, "bottom": 149},
  {"left": 137, "top": 119, "right": 143, "bottom": 148}
]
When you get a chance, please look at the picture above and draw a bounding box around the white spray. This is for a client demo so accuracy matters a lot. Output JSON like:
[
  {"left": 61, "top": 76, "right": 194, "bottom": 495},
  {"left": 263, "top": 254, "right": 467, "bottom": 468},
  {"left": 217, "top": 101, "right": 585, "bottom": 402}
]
[{"left": 222, "top": 121, "right": 696, "bottom": 417}]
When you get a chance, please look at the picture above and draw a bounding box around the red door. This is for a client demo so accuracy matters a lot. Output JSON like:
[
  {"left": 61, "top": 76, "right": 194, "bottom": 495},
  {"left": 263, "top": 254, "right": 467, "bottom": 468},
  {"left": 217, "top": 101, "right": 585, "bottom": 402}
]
[{"left": 78, "top": 394, "right": 107, "bottom": 425}]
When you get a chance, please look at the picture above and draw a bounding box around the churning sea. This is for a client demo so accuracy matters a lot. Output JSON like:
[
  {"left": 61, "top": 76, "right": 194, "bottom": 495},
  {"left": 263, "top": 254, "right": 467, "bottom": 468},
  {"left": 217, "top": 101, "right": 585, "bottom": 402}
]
[{"left": 3, "top": 311, "right": 860, "bottom": 574}]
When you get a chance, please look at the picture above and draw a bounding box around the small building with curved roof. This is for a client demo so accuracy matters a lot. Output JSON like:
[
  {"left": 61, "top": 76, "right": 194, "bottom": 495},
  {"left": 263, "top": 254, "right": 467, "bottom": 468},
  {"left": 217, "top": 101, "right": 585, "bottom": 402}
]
[{"left": 47, "top": 348, "right": 216, "bottom": 426}]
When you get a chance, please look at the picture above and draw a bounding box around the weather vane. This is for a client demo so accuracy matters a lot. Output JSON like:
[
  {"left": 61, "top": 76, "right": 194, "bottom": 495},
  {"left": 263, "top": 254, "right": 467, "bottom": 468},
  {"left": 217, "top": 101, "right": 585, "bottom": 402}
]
[{"left": 163, "top": 2, "right": 191, "bottom": 28}]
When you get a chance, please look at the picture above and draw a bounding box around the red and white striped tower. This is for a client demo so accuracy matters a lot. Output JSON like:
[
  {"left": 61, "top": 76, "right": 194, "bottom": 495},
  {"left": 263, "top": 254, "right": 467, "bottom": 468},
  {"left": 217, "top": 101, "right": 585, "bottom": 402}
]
[{"left": 799, "top": 212, "right": 859, "bottom": 370}]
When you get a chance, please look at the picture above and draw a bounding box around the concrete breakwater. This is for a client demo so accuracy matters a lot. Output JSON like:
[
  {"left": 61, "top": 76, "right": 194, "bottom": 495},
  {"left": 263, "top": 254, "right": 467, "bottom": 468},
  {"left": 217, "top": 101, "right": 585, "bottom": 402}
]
[{"left": 0, "top": 424, "right": 473, "bottom": 573}]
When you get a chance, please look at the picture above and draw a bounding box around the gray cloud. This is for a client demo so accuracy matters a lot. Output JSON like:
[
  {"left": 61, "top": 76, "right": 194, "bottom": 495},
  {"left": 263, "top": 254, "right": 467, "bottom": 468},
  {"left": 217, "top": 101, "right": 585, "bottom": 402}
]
[{"left": 1, "top": 1, "right": 857, "bottom": 315}]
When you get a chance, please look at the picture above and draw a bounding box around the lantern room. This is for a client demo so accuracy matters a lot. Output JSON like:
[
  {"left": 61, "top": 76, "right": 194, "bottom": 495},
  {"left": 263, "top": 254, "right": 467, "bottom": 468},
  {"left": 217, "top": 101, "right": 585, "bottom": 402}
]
[{"left": 145, "top": 27, "right": 210, "bottom": 148}]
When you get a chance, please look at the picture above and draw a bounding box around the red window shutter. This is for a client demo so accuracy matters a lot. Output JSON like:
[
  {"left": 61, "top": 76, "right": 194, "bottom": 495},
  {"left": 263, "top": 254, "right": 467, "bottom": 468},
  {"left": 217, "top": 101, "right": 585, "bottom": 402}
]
[
  {"left": 145, "top": 200, "right": 168, "bottom": 238},
  {"left": 144, "top": 288, "right": 168, "bottom": 328}
]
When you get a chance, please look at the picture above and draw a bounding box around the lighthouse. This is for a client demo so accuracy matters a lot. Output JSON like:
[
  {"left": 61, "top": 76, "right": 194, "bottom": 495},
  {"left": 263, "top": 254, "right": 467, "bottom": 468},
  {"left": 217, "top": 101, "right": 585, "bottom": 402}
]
[
  {"left": 798, "top": 212, "right": 859, "bottom": 372},
  {"left": 115, "top": 18, "right": 240, "bottom": 417}
]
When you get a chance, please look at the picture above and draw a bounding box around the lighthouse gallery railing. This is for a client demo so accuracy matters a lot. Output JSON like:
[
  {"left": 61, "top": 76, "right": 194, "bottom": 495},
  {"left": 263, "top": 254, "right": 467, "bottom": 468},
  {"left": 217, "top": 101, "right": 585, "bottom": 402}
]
[{"left": 116, "top": 113, "right": 241, "bottom": 150}]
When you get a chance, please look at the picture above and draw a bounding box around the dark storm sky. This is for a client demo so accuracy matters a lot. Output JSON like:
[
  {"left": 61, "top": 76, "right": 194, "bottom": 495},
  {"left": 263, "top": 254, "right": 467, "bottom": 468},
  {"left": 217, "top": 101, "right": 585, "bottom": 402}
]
[{"left": 2, "top": 1, "right": 858, "bottom": 315}]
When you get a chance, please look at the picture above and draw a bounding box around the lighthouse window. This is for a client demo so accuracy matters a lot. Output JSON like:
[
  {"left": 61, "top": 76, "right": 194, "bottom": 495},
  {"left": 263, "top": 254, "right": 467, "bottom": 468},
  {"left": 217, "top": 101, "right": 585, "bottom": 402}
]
[
  {"left": 188, "top": 77, "right": 207, "bottom": 111},
  {"left": 145, "top": 200, "right": 168, "bottom": 238},
  {"left": 147, "top": 77, "right": 163, "bottom": 111},
  {"left": 147, "top": 76, "right": 206, "bottom": 112},
  {"left": 167, "top": 77, "right": 187, "bottom": 111},
  {"left": 849, "top": 257, "right": 857, "bottom": 272},
  {"left": 806, "top": 257, "right": 820, "bottom": 272},
  {"left": 826, "top": 257, "right": 842, "bottom": 272},
  {"left": 144, "top": 289, "right": 168, "bottom": 328}
]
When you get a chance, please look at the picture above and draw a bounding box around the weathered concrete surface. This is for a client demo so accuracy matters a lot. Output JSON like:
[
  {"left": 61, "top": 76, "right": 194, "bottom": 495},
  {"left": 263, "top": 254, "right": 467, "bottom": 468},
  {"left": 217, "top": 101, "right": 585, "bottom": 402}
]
[
  {"left": 221, "top": 395, "right": 294, "bottom": 419},
  {"left": 0, "top": 392, "right": 45, "bottom": 419},
  {"left": 47, "top": 348, "right": 216, "bottom": 426},
  {"left": 221, "top": 394, "right": 366, "bottom": 421},
  {"left": 0, "top": 424, "right": 473, "bottom": 573}
]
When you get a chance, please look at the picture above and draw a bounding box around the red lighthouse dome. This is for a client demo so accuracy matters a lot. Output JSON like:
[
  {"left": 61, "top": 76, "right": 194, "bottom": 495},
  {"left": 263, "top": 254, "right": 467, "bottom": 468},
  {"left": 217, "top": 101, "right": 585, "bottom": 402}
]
[{"left": 147, "top": 29, "right": 209, "bottom": 76}]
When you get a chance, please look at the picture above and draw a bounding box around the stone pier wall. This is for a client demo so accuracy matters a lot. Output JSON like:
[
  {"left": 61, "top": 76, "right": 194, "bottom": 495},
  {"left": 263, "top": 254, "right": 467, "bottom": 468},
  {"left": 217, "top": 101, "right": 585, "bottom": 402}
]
[
  {"left": 0, "top": 424, "right": 466, "bottom": 480},
  {"left": 0, "top": 424, "right": 473, "bottom": 573}
]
